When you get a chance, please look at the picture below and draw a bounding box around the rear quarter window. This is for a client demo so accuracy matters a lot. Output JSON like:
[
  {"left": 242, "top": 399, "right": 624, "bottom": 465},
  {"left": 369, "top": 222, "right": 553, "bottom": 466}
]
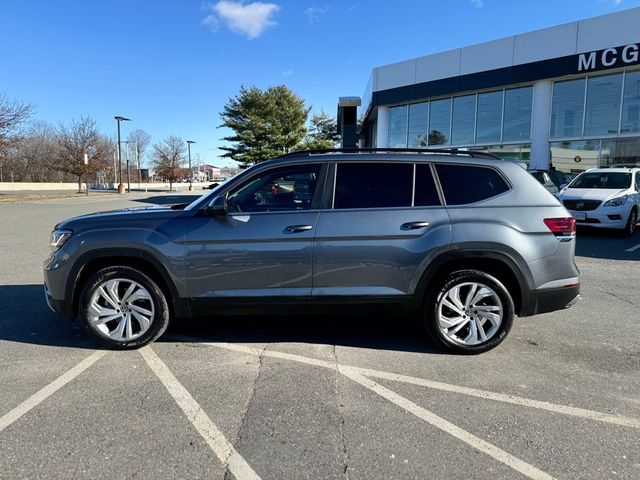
[{"left": 435, "top": 164, "right": 510, "bottom": 205}]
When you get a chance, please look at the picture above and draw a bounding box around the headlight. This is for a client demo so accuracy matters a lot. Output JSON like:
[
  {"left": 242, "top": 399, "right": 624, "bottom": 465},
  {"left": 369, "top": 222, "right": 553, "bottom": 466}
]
[
  {"left": 50, "top": 229, "right": 73, "bottom": 250},
  {"left": 604, "top": 195, "right": 628, "bottom": 207}
]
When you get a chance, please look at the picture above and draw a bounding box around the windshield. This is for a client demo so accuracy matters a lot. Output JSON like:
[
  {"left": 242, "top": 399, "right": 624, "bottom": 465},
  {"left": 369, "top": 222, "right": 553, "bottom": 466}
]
[{"left": 567, "top": 172, "right": 631, "bottom": 189}]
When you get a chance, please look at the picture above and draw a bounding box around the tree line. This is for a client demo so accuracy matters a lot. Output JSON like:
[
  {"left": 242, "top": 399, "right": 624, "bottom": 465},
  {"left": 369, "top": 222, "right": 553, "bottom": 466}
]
[{"left": 0, "top": 84, "right": 340, "bottom": 188}]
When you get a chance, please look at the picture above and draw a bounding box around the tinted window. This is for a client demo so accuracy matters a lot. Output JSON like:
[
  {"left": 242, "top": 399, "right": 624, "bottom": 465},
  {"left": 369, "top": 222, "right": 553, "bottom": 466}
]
[
  {"left": 334, "top": 163, "right": 413, "bottom": 209},
  {"left": 436, "top": 165, "right": 509, "bottom": 205},
  {"left": 414, "top": 165, "right": 441, "bottom": 206},
  {"left": 227, "top": 165, "right": 321, "bottom": 212}
]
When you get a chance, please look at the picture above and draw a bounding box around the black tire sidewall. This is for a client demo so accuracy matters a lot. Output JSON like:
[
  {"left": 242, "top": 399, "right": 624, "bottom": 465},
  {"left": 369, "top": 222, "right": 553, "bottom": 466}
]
[
  {"left": 79, "top": 266, "right": 170, "bottom": 349},
  {"left": 625, "top": 209, "right": 637, "bottom": 237},
  {"left": 424, "top": 270, "right": 515, "bottom": 354}
]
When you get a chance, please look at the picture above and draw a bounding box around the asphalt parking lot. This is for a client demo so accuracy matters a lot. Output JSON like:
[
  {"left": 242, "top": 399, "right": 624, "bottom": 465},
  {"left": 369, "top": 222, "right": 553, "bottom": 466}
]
[{"left": 0, "top": 191, "right": 639, "bottom": 480}]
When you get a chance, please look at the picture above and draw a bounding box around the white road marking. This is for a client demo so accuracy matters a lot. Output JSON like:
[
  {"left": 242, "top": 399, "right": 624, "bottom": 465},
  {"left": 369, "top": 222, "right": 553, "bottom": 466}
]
[
  {"left": 625, "top": 243, "right": 640, "bottom": 252},
  {"left": 194, "top": 340, "right": 640, "bottom": 429},
  {"left": 339, "top": 366, "right": 554, "bottom": 480},
  {"left": 0, "top": 350, "right": 107, "bottom": 433},
  {"left": 139, "top": 346, "right": 261, "bottom": 480}
]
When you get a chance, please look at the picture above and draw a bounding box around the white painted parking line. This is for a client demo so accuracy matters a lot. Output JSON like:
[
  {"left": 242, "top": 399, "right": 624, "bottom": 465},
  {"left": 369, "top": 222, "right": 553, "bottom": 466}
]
[
  {"left": 625, "top": 243, "right": 640, "bottom": 252},
  {"left": 0, "top": 350, "right": 107, "bottom": 433},
  {"left": 339, "top": 366, "right": 554, "bottom": 480},
  {"left": 139, "top": 346, "right": 261, "bottom": 480},
  {"left": 193, "top": 340, "right": 640, "bottom": 430}
]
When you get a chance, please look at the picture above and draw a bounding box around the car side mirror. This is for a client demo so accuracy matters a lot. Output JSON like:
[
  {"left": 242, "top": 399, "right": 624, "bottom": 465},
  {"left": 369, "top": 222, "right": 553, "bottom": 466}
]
[{"left": 206, "top": 195, "right": 228, "bottom": 216}]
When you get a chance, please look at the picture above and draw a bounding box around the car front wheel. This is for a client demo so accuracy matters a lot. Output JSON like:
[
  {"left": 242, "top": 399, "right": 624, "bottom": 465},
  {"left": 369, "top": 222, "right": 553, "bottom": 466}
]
[
  {"left": 79, "top": 266, "right": 170, "bottom": 349},
  {"left": 624, "top": 208, "right": 637, "bottom": 237},
  {"left": 424, "top": 270, "right": 514, "bottom": 354}
]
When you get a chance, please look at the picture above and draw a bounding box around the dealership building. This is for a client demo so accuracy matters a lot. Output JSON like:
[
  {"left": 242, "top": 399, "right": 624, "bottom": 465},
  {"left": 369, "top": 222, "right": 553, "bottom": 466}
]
[{"left": 355, "top": 8, "right": 640, "bottom": 173}]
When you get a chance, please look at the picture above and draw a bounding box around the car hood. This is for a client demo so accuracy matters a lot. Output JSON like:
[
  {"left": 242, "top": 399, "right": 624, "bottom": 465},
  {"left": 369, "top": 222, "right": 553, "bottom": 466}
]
[
  {"left": 55, "top": 204, "right": 188, "bottom": 231},
  {"left": 559, "top": 188, "right": 628, "bottom": 201}
]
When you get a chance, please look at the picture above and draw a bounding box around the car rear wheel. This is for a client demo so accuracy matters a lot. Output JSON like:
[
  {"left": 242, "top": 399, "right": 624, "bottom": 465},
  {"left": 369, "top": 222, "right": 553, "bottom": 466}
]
[
  {"left": 424, "top": 270, "right": 514, "bottom": 354},
  {"left": 79, "top": 266, "right": 170, "bottom": 349}
]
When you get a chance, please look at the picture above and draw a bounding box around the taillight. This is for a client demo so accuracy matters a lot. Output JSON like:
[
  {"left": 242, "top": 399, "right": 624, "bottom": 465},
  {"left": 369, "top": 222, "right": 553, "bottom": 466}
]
[{"left": 544, "top": 217, "right": 575, "bottom": 237}]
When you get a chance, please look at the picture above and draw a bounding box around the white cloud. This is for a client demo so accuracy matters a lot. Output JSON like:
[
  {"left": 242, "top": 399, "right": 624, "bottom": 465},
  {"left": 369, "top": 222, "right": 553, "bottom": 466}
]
[
  {"left": 471, "top": 0, "right": 484, "bottom": 7},
  {"left": 203, "top": 1, "right": 280, "bottom": 39},
  {"left": 599, "top": 0, "right": 622, "bottom": 6},
  {"left": 281, "top": 69, "right": 294, "bottom": 76},
  {"left": 305, "top": 6, "right": 328, "bottom": 23}
]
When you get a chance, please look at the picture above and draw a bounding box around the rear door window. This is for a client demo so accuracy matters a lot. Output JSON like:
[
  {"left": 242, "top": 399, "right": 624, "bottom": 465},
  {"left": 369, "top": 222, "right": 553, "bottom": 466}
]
[
  {"left": 334, "top": 163, "right": 413, "bottom": 209},
  {"left": 414, "top": 165, "right": 441, "bottom": 206},
  {"left": 435, "top": 164, "right": 509, "bottom": 205}
]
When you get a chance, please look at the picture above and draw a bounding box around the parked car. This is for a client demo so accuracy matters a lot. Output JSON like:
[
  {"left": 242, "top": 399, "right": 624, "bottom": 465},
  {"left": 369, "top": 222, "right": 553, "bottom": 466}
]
[
  {"left": 557, "top": 167, "right": 640, "bottom": 236},
  {"left": 529, "top": 170, "right": 559, "bottom": 195},
  {"left": 45, "top": 149, "right": 580, "bottom": 354}
]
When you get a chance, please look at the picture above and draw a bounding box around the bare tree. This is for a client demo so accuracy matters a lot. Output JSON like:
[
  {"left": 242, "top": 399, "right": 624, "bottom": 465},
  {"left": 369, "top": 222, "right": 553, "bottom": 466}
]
[
  {"left": 54, "top": 117, "right": 110, "bottom": 192},
  {"left": 0, "top": 94, "right": 34, "bottom": 181},
  {"left": 151, "top": 136, "right": 186, "bottom": 191},
  {"left": 127, "top": 129, "right": 151, "bottom": 188},
  {"left": 12, "top": 121, "right": 58, "bottom": 182}
]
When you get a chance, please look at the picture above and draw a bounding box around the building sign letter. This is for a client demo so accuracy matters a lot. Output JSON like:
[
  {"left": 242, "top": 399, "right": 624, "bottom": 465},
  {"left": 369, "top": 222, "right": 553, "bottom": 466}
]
[
  {"left": 601, "top": 48, "right": 617, "bottom": 67},
  {"left": 578, "top": 52, "right": 596, "bottom": 72},
  {"left": 622, "top": 44, "right": 639, "bottom": 64}
]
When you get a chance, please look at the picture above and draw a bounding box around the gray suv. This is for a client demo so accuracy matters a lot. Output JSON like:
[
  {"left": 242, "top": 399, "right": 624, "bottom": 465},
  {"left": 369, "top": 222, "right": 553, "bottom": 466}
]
[{"left": 44, "top": 149, "right": 580, "bottom": 354}]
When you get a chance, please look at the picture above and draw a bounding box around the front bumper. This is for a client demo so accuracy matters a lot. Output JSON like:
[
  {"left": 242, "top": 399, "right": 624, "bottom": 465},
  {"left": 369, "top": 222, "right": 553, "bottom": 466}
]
[
  {"left": 526, "top": 285, "right": 580, "bottom": 316},
  {"left": 567, "top": 207, "right": 629, "bottom": 229}
]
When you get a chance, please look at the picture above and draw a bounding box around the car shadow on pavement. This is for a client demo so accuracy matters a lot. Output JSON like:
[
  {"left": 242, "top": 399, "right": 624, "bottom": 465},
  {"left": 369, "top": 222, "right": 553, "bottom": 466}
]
[
  {"left": 0, "top": 284, "right": 448, "bottom": 354},
  {"left": 163, "top": 314, "right": 449, "bottom": 355},
  {"left": 575, "top": 227, "right": 639, "bottom": 261},
  {"left": 0, "top": 284, "right": 93, "bottom": 349},
  {"left": 131, "top": 194, "right": 202, "bottom": 206}
]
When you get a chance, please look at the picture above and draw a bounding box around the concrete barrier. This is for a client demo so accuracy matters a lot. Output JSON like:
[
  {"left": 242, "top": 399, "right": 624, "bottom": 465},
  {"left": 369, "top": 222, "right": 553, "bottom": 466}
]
[{"left": 0, "top": 182, "right": 216, "bottom": 192}]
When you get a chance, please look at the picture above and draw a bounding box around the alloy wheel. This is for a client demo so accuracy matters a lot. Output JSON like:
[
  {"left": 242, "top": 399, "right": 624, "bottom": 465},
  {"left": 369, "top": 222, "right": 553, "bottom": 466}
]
[
  {"left": 88, "top": 278, "right": 155, "bottom": 341},
  {"left": 437, "top": 282, "right": 503, "bottom": 346}
]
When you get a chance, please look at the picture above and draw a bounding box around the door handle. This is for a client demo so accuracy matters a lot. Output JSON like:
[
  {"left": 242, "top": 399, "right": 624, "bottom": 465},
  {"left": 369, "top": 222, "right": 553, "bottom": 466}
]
[
  {"left": 401, "top": 221, "right": 430, "bottom": 230},
  {"left": 284, "top": 224, "right": 313, "bottom": 233}
]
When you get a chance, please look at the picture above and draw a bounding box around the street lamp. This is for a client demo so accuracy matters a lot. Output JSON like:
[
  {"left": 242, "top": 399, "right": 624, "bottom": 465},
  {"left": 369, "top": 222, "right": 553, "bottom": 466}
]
[
  {"left": 114, "top": 115, "right": 131, "bottom": 194},
  {"left": 187, "top": 140, "right": 196, "bottom": 191}
]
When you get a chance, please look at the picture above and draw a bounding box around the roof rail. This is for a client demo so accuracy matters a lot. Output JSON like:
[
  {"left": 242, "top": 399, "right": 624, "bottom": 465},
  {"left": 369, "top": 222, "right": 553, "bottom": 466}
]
[{"left": 275, "top": 147, "right": 503, "bottom": 161}]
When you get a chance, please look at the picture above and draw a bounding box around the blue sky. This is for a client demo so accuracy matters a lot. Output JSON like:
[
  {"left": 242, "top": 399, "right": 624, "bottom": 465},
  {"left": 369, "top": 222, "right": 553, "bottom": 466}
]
[{"left": 2, "top": 0, "right": 639, "bottom": 167}]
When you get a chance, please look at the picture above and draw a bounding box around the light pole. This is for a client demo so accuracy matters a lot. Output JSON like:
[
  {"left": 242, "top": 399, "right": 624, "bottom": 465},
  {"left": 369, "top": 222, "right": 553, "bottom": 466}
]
[
  {"left": 114, "top": 116, "right": 131, "bottom": 194},
  {"left": 187, "top": 140, "right": 196, "bottom": 191}
]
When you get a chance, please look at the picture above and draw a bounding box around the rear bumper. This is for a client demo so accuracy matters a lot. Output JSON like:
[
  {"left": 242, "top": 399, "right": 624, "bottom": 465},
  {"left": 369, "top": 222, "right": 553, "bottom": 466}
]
[{"left": 525, "top": 285, "right": 580, "bottom": 316}]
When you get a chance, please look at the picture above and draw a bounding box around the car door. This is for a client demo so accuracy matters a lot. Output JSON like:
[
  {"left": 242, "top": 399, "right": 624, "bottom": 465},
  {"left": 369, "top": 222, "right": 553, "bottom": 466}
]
[
  {"left": 311, "top": 161, "right": 451, "bottom": 304},
  {"left": 184, "top": 162, "right": 325, "bottom": 311}
]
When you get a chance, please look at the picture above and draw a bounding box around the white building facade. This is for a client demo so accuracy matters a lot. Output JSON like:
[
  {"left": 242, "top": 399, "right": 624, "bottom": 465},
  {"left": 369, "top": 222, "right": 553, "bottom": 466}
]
[{"left": 359, "top": 8, "right": 640, "bottom": 173}]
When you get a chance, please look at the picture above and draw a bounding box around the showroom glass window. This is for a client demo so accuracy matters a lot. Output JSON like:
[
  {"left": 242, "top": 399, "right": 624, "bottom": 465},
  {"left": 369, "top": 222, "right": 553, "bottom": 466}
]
[
  {"left": 334, "top": 163, "right": 413, "bottom": 209},
  {"left": 429, "top": 98, "right": 452, "bottom": 145},
  {"left": 476, "top": 91, "right": 503, "bottom": 143},
  {"left": 451, "top": 95, "right": 476, "bottom": 145},
  {"left": 551, "top": 79, "right": 586, "bottom": 138},
  {"left": 584, "top": 73, "right": 623, "bottom": 136},
  {"left": 503, "top": 87, "right": 532, "bottom": 141},
  {"left": 621, "top": 70, "right": 640, "bottom": 133},
  {"left": 408, "top": 102, "right": 429, "bottom": 147},
  {"left": 388, "top": 105, "right": 408, "bottom": 147}
]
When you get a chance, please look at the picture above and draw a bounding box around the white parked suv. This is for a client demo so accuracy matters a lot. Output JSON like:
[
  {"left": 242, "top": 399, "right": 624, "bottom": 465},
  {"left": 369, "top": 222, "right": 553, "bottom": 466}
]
[{"left": 558, "top": 167, "right": 640, "bottom": 236}]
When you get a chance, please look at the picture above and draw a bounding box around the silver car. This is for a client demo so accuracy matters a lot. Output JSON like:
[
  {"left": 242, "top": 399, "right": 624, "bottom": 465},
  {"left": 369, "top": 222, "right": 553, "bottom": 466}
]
[{"left": 44, "top": 149, "right": 580, "bottom": 354}]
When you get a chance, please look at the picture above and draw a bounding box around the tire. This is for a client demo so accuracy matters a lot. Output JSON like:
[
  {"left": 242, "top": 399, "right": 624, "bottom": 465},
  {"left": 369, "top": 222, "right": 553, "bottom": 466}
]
[
  {"left": 424, "top": 270, "right": 514, "bottom": 354},
  {"left": 623, "top": 208, "right": 637, "bottom": 237},
  {"left": 78, "top": 266, "right": 170, "bottom": 349}
]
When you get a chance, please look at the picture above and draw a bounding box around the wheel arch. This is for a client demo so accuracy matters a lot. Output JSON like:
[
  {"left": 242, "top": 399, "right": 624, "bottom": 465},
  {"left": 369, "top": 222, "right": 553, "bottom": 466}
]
[
  {"left": 67, "top": 249, "right": 189, "bottom": 319},
  {"left": 414, "top": 247, "right": 533, "bottom": 317}
]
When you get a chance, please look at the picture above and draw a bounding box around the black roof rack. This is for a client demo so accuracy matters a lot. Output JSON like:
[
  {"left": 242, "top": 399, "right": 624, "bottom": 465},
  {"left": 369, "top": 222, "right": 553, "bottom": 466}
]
[{"left": 276, "top": 147, "right": 502, "bottom": 161}]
